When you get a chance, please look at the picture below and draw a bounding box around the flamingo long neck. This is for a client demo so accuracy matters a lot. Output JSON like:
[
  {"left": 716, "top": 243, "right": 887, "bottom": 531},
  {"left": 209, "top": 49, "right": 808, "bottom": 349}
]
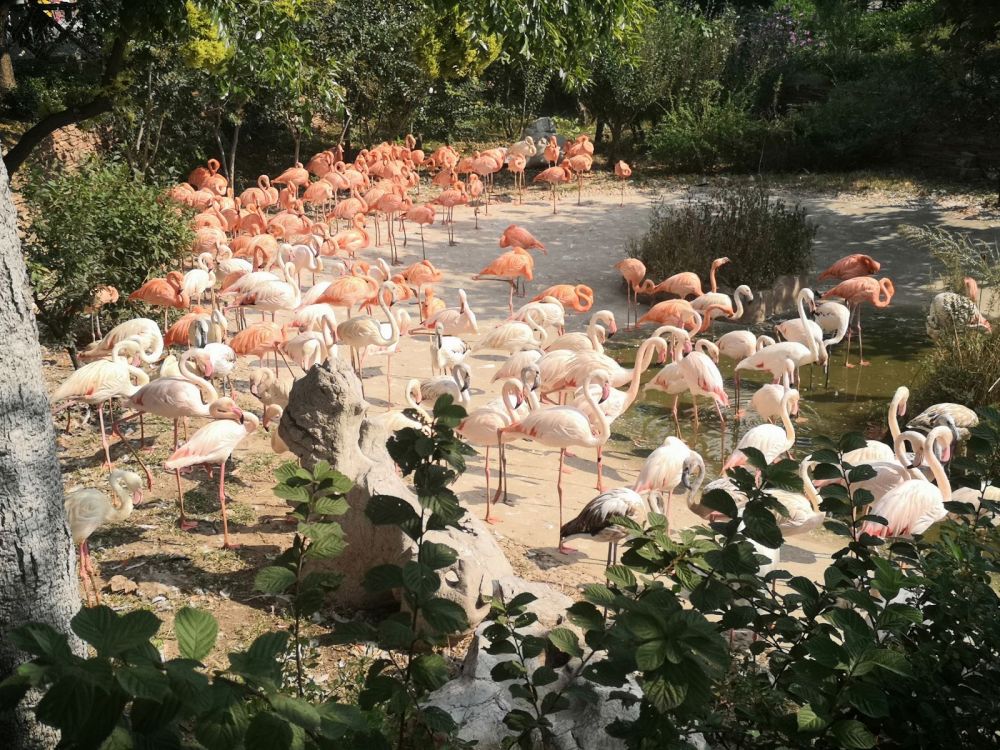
[
  {"left": 779, "top": 396, "right": 795, "bottom": 448},
  {"left": 376, "top": 287, "right": 400, "bottom": 347},
  {"left": 108, "top": 479, "right": 135, "bottom": 522},
  {"left": 709, "top": 262, "right": 722, "bottom": 293},
  {"left": 136, "top": 332, "right": 164, "bottom": 364},
  {"left": 888, "top": 389, "right": 905, "bottom": 442},
  {"left": 796, "top": 291, "right": 809, "bottom": 330},
  {"left": 799, "top": 462, "right": 822, "bottom": 511},
  {"left": 895, "top": 431, "right": 925, "bottom": 479},
  {"left": 732, "top": 287, "right": 746, "bottom": 319},
  {"left": 623, "top": 340, "right": 657, "bottom": 410},
  {"left": 179, "top": 351, "right": 218, "bottom": 403},
  {"left": 500, "top": 380, "right": 521, "bottom": 421},
  {"left": 586, "top": 315, "right": 601, "bottom": 350},
  {"left": 527, "top": 310, "right": 548, "bottom": 347},
  {"left": 580, "top": 377, "right": 611, "bottom": 447},
  {"left": 923, "top": 432, "right": 951, "bottom": 502},
  {"left": 876, "top": 279, "right": 892, "bottom": 307}
]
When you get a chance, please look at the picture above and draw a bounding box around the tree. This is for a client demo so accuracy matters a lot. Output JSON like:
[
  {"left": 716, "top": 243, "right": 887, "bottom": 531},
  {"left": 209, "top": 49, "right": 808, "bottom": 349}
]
[
  {"left": 1, "top": 0, "right": 189, "bottom": 176},
  {"left": 0, "top": 153, "right": 82, "bottom": 749}
]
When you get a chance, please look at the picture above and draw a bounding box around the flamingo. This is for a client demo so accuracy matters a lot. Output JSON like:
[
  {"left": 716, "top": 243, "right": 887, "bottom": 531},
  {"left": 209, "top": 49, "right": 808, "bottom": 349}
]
[
  {"left": 475, "top": 310, "right": 548, "bottom": 354},
  {"left": 230, "top": 321, "right": 288, "bottom": 375},
  {"left": 735, "top": 333, "right": 823, "bottom": 386},
  {"left": 637, "top": 300, "right": 701, "bottom": 332},
  {"left": 692, "top": 285, "right": 753, "bottom": 329},
  {"left": 565, "top": 152, "right": 593, "bottom": 205},
  {"left": 404, "top": 203, "right": 436, "bottom": 259},
  {"left": 545, "top": 335, "right": 668, "bottom": 396},
  {"left": 860, "top": 426, "right": 953, "bottom": 538},
  {"left": 364, "top": 307, "right": 411, "bottom": 404},
  {"left": 433, "top": 180, "right": 468, "bottom": 246},
  {"left": 263, "top": 405, "right": 289, "bottom": 455},
  {"left": 233, "top": 262, "right": 301, "bottom": 322},
  {"left": 84, "top": 285, "right": 119, "bottom": 341},
  {"left": 817, "top": 254, "right": 880, "bottom": 281},
  {"left": 560, "top": 487, "right": 645, "bottom": 566},
  {"left": 499, "top": 224, "right": 546, "bottom": 254},
  {"left": 163, "top": 400, "right": 259, "bottom": 549},
  {"left": 813, "top": 300, "right": 851, "bottom": 374},
  {"left": 821, "top": 277, "right": 894, "bottom": 367},
  {"left": 907, "top": 402, "right": 978, "bottom": 440},
  {"left": 336, "top": 282, "right": 400, "bottom": 393},
  {"left": 507, "top": 154, "right": 527, "bottom": 203},
  {"left": 531, "top": 284, "right": 594, "bottom": 313},
  {"left": 717, "top": 331, "right": 773, "bottom": 415},
  {"left": 533, "top": 162, "right": 571, "bottom": 214},
  {"left": 645, "top": 257, "right": 730, "bottom": 299},
  {"left": 614, "top": 258, "right": 647, "bottom": 330},
  {"left": 491, "top": 349, "right": 543, "bottom": 384},
  {"left": 430, "top": 322, "right": 469, "bottom": 376},
  {"left": 543, "top": 136, "right": 560, "bottom": 167},
  {"left": 614, "top": 160, "right": 632, "bottom": 206},
  {"left": 678, "top": 339, "right": 729, "bottom": 424},
  {"left": 633, "top": 437, "right": 701, "bottom": 517},
  {"left": 775, "top": 288, "right": 828, "bottom": 385},
  {"left": 457, "top": 378, "right": 525, "bottom": 523},
  {"left": 314, "top": 269, "right": 378, "bottom": 319},
  {"left": 274, "top": 162, "right": 311, "bottom": 188},
  {"left": 64, "top": 470, "right": 143, "bottom": 604},
  {"left": 749, "top": 362, "right": 799, "bottom": 424},
  {"left": 409, "top": 364, "right": 472, "bottom": 406},
  {"left": 500, "top": 369, "right": 613, "bottom": 553},
  {"left": 843, "top": 386, "right": 910, "bottom": 464},
  {"left": 129, "top": 272, "right": 190, "bottom": 328},
  {"left": 514, "top": 297, "right": 566, "bottom": 334},
  {"left": 80, "top": 317, "right": 163, "bottom": 363},
  {"left": 416, "top": 289, "right": 479, "bottom": 335},
  {"left": 475, "top": 247, "right": 535, "bottom": 314},
  {"left": 51, "top": 339, "right": 150, "bottom": 475},
  {"left": 249, "top": 368, "right": 293, "bottom": 410},
  {"left": 546, "top": 310, "right": 617, "bottom": 353},
  {"left": 926, "top": 289, "right": 991, "bottom": 345},
  {"left": 722, "top": 390, "right": 797, "bottom": 471}
]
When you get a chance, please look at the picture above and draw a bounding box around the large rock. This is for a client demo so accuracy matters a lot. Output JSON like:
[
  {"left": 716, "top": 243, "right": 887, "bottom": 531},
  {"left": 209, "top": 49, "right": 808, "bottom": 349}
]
[
  {"left": 425, "top": 577, "right": 642, "bottom": 750},
  {"left": 278, "top": 358, "right": 513, "bottom": 628},
  {"left": 521, "top": 117, "right": 567, "bottom": 168}
]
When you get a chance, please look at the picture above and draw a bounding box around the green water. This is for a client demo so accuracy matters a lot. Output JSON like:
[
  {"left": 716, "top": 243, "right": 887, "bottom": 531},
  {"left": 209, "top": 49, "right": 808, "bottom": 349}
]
[{"left": 606, "top": 306, "right": 931, "bottom": 473}]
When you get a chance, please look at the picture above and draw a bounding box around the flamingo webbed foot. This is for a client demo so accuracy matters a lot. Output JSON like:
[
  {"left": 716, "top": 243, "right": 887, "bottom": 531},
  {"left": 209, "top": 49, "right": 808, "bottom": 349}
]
[{"left": 557, "top": 544, "right": 577, "bottom": 555}]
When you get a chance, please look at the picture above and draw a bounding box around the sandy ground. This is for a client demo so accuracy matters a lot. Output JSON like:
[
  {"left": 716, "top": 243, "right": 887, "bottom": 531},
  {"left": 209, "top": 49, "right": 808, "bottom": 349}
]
[{"left": 50, "top": 173, "right": 999, "bottom": 658}]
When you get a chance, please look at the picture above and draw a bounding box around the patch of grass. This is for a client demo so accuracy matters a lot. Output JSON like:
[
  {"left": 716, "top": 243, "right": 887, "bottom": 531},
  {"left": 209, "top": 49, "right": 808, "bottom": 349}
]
[
  {"left": 912, "top": 327, "right": 1000, "bottom": 410},
  {"left": 226, "top": 501, "right": 257, "bottom": 527}
]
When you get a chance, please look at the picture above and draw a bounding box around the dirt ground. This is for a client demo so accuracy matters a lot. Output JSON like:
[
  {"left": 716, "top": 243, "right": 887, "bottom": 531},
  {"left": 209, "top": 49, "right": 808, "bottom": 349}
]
[{"left": 49, "top": 172, "right": 999, "bottom": 667}]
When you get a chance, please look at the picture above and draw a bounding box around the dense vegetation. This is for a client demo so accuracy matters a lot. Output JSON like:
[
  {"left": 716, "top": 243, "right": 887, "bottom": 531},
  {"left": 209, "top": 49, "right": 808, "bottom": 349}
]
[
  {"left": 628, "top": 184, "right": 816, "bottom": 290},
  {"left": 5, "top": 399, "right": 1000, "bottom": 749},
  {"left": 2, "top": 1, "right": 998, "bottom": 183}
]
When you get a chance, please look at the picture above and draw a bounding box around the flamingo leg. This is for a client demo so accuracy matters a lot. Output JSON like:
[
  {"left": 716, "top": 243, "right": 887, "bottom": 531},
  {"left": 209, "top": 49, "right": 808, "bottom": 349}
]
[
  {"left": 420, "top": 225, "right": 426, "bottom": 260},
  {"left": 596, "top": 445, "right": 604, "bottom": 491},
  {"left": 557, "top": 450, "right": 575, "bottom": 554},
  {"left": 386, "top": 355, "right": 393, "bottom": 406},
  {"left": 714, "top": 397, "right": 726, "bottom": 425},
  {"left": 857, "top": 307, "right": 870, "bottom": 366},
  {"left": 484, "top": 445, "right": 501, "bottom": 524},
  {"left": 508, "top": 281, "right": 515, "bottom": 316},
  {"left": 218, "top": 461, "right": 239, "bottom": 549},
  {"left": 98, "top": 403, "right": 113, "bottom": 470},
  {"left": 77, "top": 542, "right": 91, "bottom": 605},
  {"left": 85, "top": 541, "right": 102, "bottom": 605},
  {"left": 174, "top": 420, "right": 198, "bottom": 531}
]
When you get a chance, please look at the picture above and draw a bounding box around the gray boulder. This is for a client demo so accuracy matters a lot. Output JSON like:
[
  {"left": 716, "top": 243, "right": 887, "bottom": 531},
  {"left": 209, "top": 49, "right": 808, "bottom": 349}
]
[
  {"left": 279, "top": 358, "right": 513, "bottom": 629},
  {"left": 521, "top": 117, "right": 567, "bottom": 168}
]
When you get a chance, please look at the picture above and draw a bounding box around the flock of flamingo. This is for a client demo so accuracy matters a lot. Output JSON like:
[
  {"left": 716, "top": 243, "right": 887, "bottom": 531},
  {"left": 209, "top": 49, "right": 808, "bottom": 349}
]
[{"left": 49, "top": 132, "right": 995, "bottom": 600}]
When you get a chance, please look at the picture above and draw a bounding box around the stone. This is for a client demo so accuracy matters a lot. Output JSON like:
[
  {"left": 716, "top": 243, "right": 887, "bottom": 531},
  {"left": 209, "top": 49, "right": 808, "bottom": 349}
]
[
  {"left": 106, "top": 575, "right": 138, "bottom": 595},
  {"left": 279, "top": 358, "right": 514, "bottom": 630},
  {"left": 521, "top": 117, "right": 567, "bottom": 168}
]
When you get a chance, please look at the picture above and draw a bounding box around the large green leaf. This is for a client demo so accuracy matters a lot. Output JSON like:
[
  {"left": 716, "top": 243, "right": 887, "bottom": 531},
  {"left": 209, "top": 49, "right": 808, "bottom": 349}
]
[
  {"left": 254, "top": 566, "right": 296, "bottom": 594},
  {"left": 364, "top": 564, "right": 404, "bottom": 593},
  {"left": 269, "top": 693, "right": 321, "bottom": 731},
  {"left": 421, "top": 598, "right": 469, "bottom": 634},
  {"left": 420, "top": 541, "right": 459, "bottom": 570},
  {"left": 830, "top": 719, "right": 876, "bottom": 749},
  {"left": 411, "top": 653, "right": 450, "bottom": 692},
  {"left": 244, "top": 711, "right": 302, "bottom": 750},
  {"left": 8, "top": 622, "right": 73, "bottom": 661},
  {"left": 175, "top": 608, "right": 218, "bottom": 662},
  {"left": 115, "top": 664, "right": 171, "bottom": 702},
  {"left": 643, "top": 674, "right": 687, "bottom": 711},
  {"left": 548, "top": 627, "right": 582, "bottom": 658}
]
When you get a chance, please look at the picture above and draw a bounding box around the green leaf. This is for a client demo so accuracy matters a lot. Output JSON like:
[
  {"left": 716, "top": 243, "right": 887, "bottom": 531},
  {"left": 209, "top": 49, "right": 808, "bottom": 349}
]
[
  {"left": 274, "top": 461, "right": 299, "bottom": 484},
  {"left": 255, "top": 566, "right": 297, "bottom": 594},
  {"left": 9, "top": 622, "right": 73, "bottom": 661},
  {"left": 532, "top": 666, "right": 558, "bottom": 687},
  {"left": 317, "top": 702, "right": 368, "bottom": 739},
  {"left": 605, "top": 565, "right": 636, "bottom": 589},
  {"left": 831, "top": 719, "right": 876, "bottom": 749},
  {"left": 116, "top": 664, "right": 170, "bottom": 702},
  {"left": 491, "top": 660, "right": 527, "bottom": 681},
  {"left": 73, "top": 606, "right": 160, "bottom": 657},
  {"left": 845, "top": 683, "right": 889, "bottom": 718},
  {"left": 506, "top": 592, "right": 538, "bottom": 611},
  {"left": 635, "top": 640, "right": 668, "bottom": 670},
  {"left": 401, "top": 561, "right": 440, "bottom": 600},
  {"left": 314, "top": 496, "right": 349, "bottom": 516},
  {"left": 796, "top": 703, "right": 827, "bottom": 732},
  {"left": 420, "top": 541, "right": 459, "bottom": 570},
  {"left": 582, "top": 584, "right": 615, "bottom": 606},
  {"left": 270, "top": 693, "right": 321, "bottom": 731},
  {"left": 364, "top": 564, "right": 404, "bottom": 593},
  {"left": 420, "top": 705, "right": 457, "bottom": 733},
  {"left": 175, "top": 608, "right": 218, "bottom": 662},
  {"left": 548, "top": 627, "right": 582, "bottom": 658},
  {"left": 566, "top": 601, "right": 604, "bottom": 631},
  {"left": 643, "top": 675, "right": 687, "bottom": 711},
  {"left": 411, "top": 654, "right": 450, "bottom": 691},
  {"left": 811, "top": 463, "right": 843, "bottom": 480},
  {"left": 366, "top": 495, "right": 421, "bottom": 538},
  {"left": 700, "top": 488, "right": 739, "bottom": 520},
  {"left": 838, "top": 433, "right": 869, "bottom": 453},
  {"left": 422, "top": 598, "right": 469, "bottom": 634},
  {"left": 245, "top": 711, "right": 301, "bottom": 750},
  {"left": 377, "top": 617, "right": 416, "bottom": 649},
  {"left": 869, "top": 649, "right": 913, "bottom": 677}
]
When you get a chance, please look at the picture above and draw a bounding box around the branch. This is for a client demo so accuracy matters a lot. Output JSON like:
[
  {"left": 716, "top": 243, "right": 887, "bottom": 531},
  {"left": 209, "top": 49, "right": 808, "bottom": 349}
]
[{"left": 3, "top": 31, "right": 127, "bottom": 176}]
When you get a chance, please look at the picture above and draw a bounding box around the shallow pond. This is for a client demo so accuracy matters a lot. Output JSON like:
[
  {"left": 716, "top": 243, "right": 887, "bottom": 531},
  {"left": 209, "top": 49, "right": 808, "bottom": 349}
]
[{"left": 606, "top": 304, "right": 932, "bottom": 475}]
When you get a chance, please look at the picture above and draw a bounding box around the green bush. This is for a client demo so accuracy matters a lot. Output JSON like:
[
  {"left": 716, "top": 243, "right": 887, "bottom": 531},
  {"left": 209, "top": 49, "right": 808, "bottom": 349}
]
[
  {"left": 21, "top": 158, "right": 193, "bottom": 356},
  {"left": 628, "top": 183, "right": 816, "bottom": 290},
  {"left": 912, "top": 327, "right": 1000, "bottom": 410}
]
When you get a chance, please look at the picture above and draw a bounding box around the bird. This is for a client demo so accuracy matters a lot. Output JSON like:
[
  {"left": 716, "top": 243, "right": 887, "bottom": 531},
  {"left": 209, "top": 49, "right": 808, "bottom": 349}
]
[
  {"left": 474, "top": 247, "right": 535, "bottom": 315},
  {"left": 263, "top": 404, "right": 289, "bottom": 455},
  {"left": 813, "top": 300, "right": 851, "bottom": 373},
  {"left": 274, "top": 162, "right": 311, "bottom": 188},
  {"left": 491, "top": 349, "right": 543, "bottom": 384},
  {"left": 336, "top": 281, "right": 401, "bottom": 392},
  {"left": 403, "top": 203, "right": 436, "bottom": 260},
  {"left": 163, "top": 400, "right": 259, "bottom": 549},
  {"left": 775, "top": 288, "right": 828, "bottom": 385},
  {"left": 410, "top": 363, "right": 473, "bottom": 407},
  {"left": 817, "top": 254, "right": 880, "bottom": 281},
  {"left": 821, "top": 277, "right": 894, "bottom": 367},
  {"left": 84, "top": 285, "right": 120, "bottom": 341},
  {"left": 364, "top": 307, "right": 411, "bottom": 404},
  {"left": 860, "top": 426, "right": 953, "bottom": 538},
  {"left": 907, "top": 402, "right": 978, "bottom": 440},
  {"left": 722, "top": 390, "right": 797, "bottom": 471},
  {"left": 645, "top": 257, "right": 730, "bottom": 299},
  {"left": 80, "top": 317, "right": 164, "bottom": 364},
  {"left": 531, "top": 284, "right": 594, "bottom": 313},
  {"left": 678, "top": 339, "right": 729, "bottom": 424},
  {"left": 499, "top": 224, "right": 546, "bottom": 254},
  {"left": 560, "top": 487, "right": 645, "bottom": 566},
  {"left": 614, "top": 160, "right": 632, "bottom": 206},
  {"left": 500, "top": 369, "right": 613, "bottom": 553},
  {"left": 633, "top": 436, "right": 699, "bottom": 517},
  {"left": 637, "top": 300, "right": 701, "bottom": 332},
  {"left": 717, "top": 331, "right": 773, "bottom": 415},
  {"left": 64, "top": 470, "right": 143, "bottom": 605},
  {"left": 51, "top": 339, "right": 150, "bottom": 475},
  {"left": 514, "top": 297, "right": 566, "bottom": 334},
  {"left": 735, "top": 336, "right": 824, "bottom": 386},
  {"left": 843, "top": 386, "right": 911, "bottom": 465},
  {"left": 230, "top": 321, "right": 288, "bottom": 375},
  {"left": 926, "top": 290, "right": 991, "bottom": 345},
  {"left": 182, "top": 253, "right": 217, "bottom": 306},
  {"left": 430, "top": 322, "right": 469, "bottom": 376},
  {"left": 750, "top": 370, "right": 800, "bottom": 424},
  {"left": 546, "top": 310, "right": 617, "bottom": 353},
  {"left": 475, "top": 311, "right": 548, "bottom": 354},
  {"left": 691, "top": 284, "right": 753, "bottom": 330},
  {"left": 129, "top": 272, "right": 190, "bottom": 328},
  {"left": 417, "top": 289, "right": 478, "bottom": 336},
  {"left": 433, "top": 179, "right": 469, "bottom": 245},
  {"left": 249, "top": 368, "right": 293, "bottom": 410},
  {"left": 506, "top": 154, "right": 528, "bottom": 203},
  {"left": 533, "top": 162, "right": 571, "bottom": 214},
  {"left": 457, "top": 378, "right": 525, "bottom": 524},
  {"left": 614, "top": 258, "right": 647, "bottom": 330}
]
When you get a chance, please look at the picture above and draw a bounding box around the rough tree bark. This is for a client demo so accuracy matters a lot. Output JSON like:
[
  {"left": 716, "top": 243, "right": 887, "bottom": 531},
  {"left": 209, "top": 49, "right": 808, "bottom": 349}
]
[
  {"left": 0, "top": 152, "right": 81, "bottom": 747},
  {"left": 0, "top": 2, "right": 17, "bottom": 94}
]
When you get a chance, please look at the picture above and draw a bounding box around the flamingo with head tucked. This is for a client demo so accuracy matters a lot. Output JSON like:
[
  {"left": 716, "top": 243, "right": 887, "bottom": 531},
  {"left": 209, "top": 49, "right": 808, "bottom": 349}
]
[{"left": 532, "top": 284, "right": 593, "bottom": 313}]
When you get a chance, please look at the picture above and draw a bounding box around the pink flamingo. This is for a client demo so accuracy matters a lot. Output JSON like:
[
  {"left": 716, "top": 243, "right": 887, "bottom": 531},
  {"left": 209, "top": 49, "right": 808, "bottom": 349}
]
[
  {"left": 163, "top": 400, "right": 259, "bottom": 549},
  {"left": 500, "top": 369, "right": 613, "bottom": 553},
  {"left": 614, "top": 258, "right": 646, "bottom": 330},
  {"left": 532, "top": 162, "right": 571, "bottom": 214},
  {"left": 614, "top": 160, "right": 632, "bottom": 206},
  {"left": 678, "top": 340, "right": 729, "bottom": 424},
  {"left": 507, "top": 154, "right": 527, "bottom": 203},
  {"left": 633, "top": 436, "right": 702, "bottom": 518},
  {"left": 722, "top": 390, "right": 797, "bottom": 471},
  {"left": 404, "top": 203, "right": 436, "bottom": 259},
  {"left": 817, "top": 254, "right": 880, "bottom": 281},
  {"left": 433, "top": 180, "right": 469, "bottom": 245},
  {"left": 821, "top": 277, "right": 894, "bottom": 367}
]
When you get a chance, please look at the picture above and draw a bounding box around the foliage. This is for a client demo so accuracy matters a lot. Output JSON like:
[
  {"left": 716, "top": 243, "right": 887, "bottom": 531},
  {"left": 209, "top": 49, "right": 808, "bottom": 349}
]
[
  {"left": 21, "top": 158, "right": 193, "bottom": 353},
  {"left": 629, "top": 183, "right": 816, "bottom": 291},
  {"left": 254, "top": 460, "right": 352, "bottom": 697},
  {"left": 912, "top": 326, "right": 1000, "bottom": 410},
  {"left": 899, "top": 224, "right": 1000, "bottom": 307}
]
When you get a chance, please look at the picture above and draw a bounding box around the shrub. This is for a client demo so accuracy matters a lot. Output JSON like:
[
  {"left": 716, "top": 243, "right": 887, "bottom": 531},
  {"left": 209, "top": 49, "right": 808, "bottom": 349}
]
[
  {"left": 912, "top": 327, "right": 1000, "bottom": 410},
  {"left": 899, "top": 224, "right": 1000, "bottom": 309},
  {"left": 20, "top": 158, "right": 193, "bottom": 359},
  {"left": 628, "top": 183, "right": 816, "bottom": 290}
]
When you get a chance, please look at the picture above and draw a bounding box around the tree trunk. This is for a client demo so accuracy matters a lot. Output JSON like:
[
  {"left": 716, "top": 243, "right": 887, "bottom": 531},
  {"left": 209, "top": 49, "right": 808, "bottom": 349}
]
[
  {"left": 0, "top": 153, "right": 81, "bottom": 746},
  {"left": 0, "top": 4, "right": 15, "bottom": 94}
]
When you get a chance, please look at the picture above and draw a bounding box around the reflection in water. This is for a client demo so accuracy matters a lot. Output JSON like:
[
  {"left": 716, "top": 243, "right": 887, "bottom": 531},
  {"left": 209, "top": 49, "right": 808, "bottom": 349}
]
[{"left": 606, "top": 306, "right": 930, "bottom": 480}]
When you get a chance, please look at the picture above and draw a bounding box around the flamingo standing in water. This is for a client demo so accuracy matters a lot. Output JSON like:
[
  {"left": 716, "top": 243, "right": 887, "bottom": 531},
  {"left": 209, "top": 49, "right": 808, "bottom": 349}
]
[
  {"left": 614, "top": 160, "right": 632, "bottom": 206},
  {"left": 821, "top": 277, "right": 895, "bottom": 367},
  {"left": 645, "top": 257, "right": 730, "bottom": 299},
  {"left": 457, "top": 378, "right": 525, "bottom": 523},
  {"left": 500, "top": 370, "right": 613, "bottom": 553},
  {"left": 722, "top": 390, "right": 797, "bottom": 471},
  {"left": 614, "top": 258, "right": 646, "bottom": 330},
  {"left": 163, "top": 400, "right": 259, "bottom": 549},
  {"left": 64, "top": 470, "right": 143, "bottom": 604}
]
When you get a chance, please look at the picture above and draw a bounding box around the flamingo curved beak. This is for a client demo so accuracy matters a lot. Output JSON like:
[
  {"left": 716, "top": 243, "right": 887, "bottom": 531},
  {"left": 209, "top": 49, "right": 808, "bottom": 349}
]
[
  {"left": 133, "top": 489, "right": 144, "bottom": 506},
  {"left": 600, "top": 382, "right": 611, "bottom": 403},
  {"left": 233, "top": 406, "right": 245, "bottom": 424}
]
